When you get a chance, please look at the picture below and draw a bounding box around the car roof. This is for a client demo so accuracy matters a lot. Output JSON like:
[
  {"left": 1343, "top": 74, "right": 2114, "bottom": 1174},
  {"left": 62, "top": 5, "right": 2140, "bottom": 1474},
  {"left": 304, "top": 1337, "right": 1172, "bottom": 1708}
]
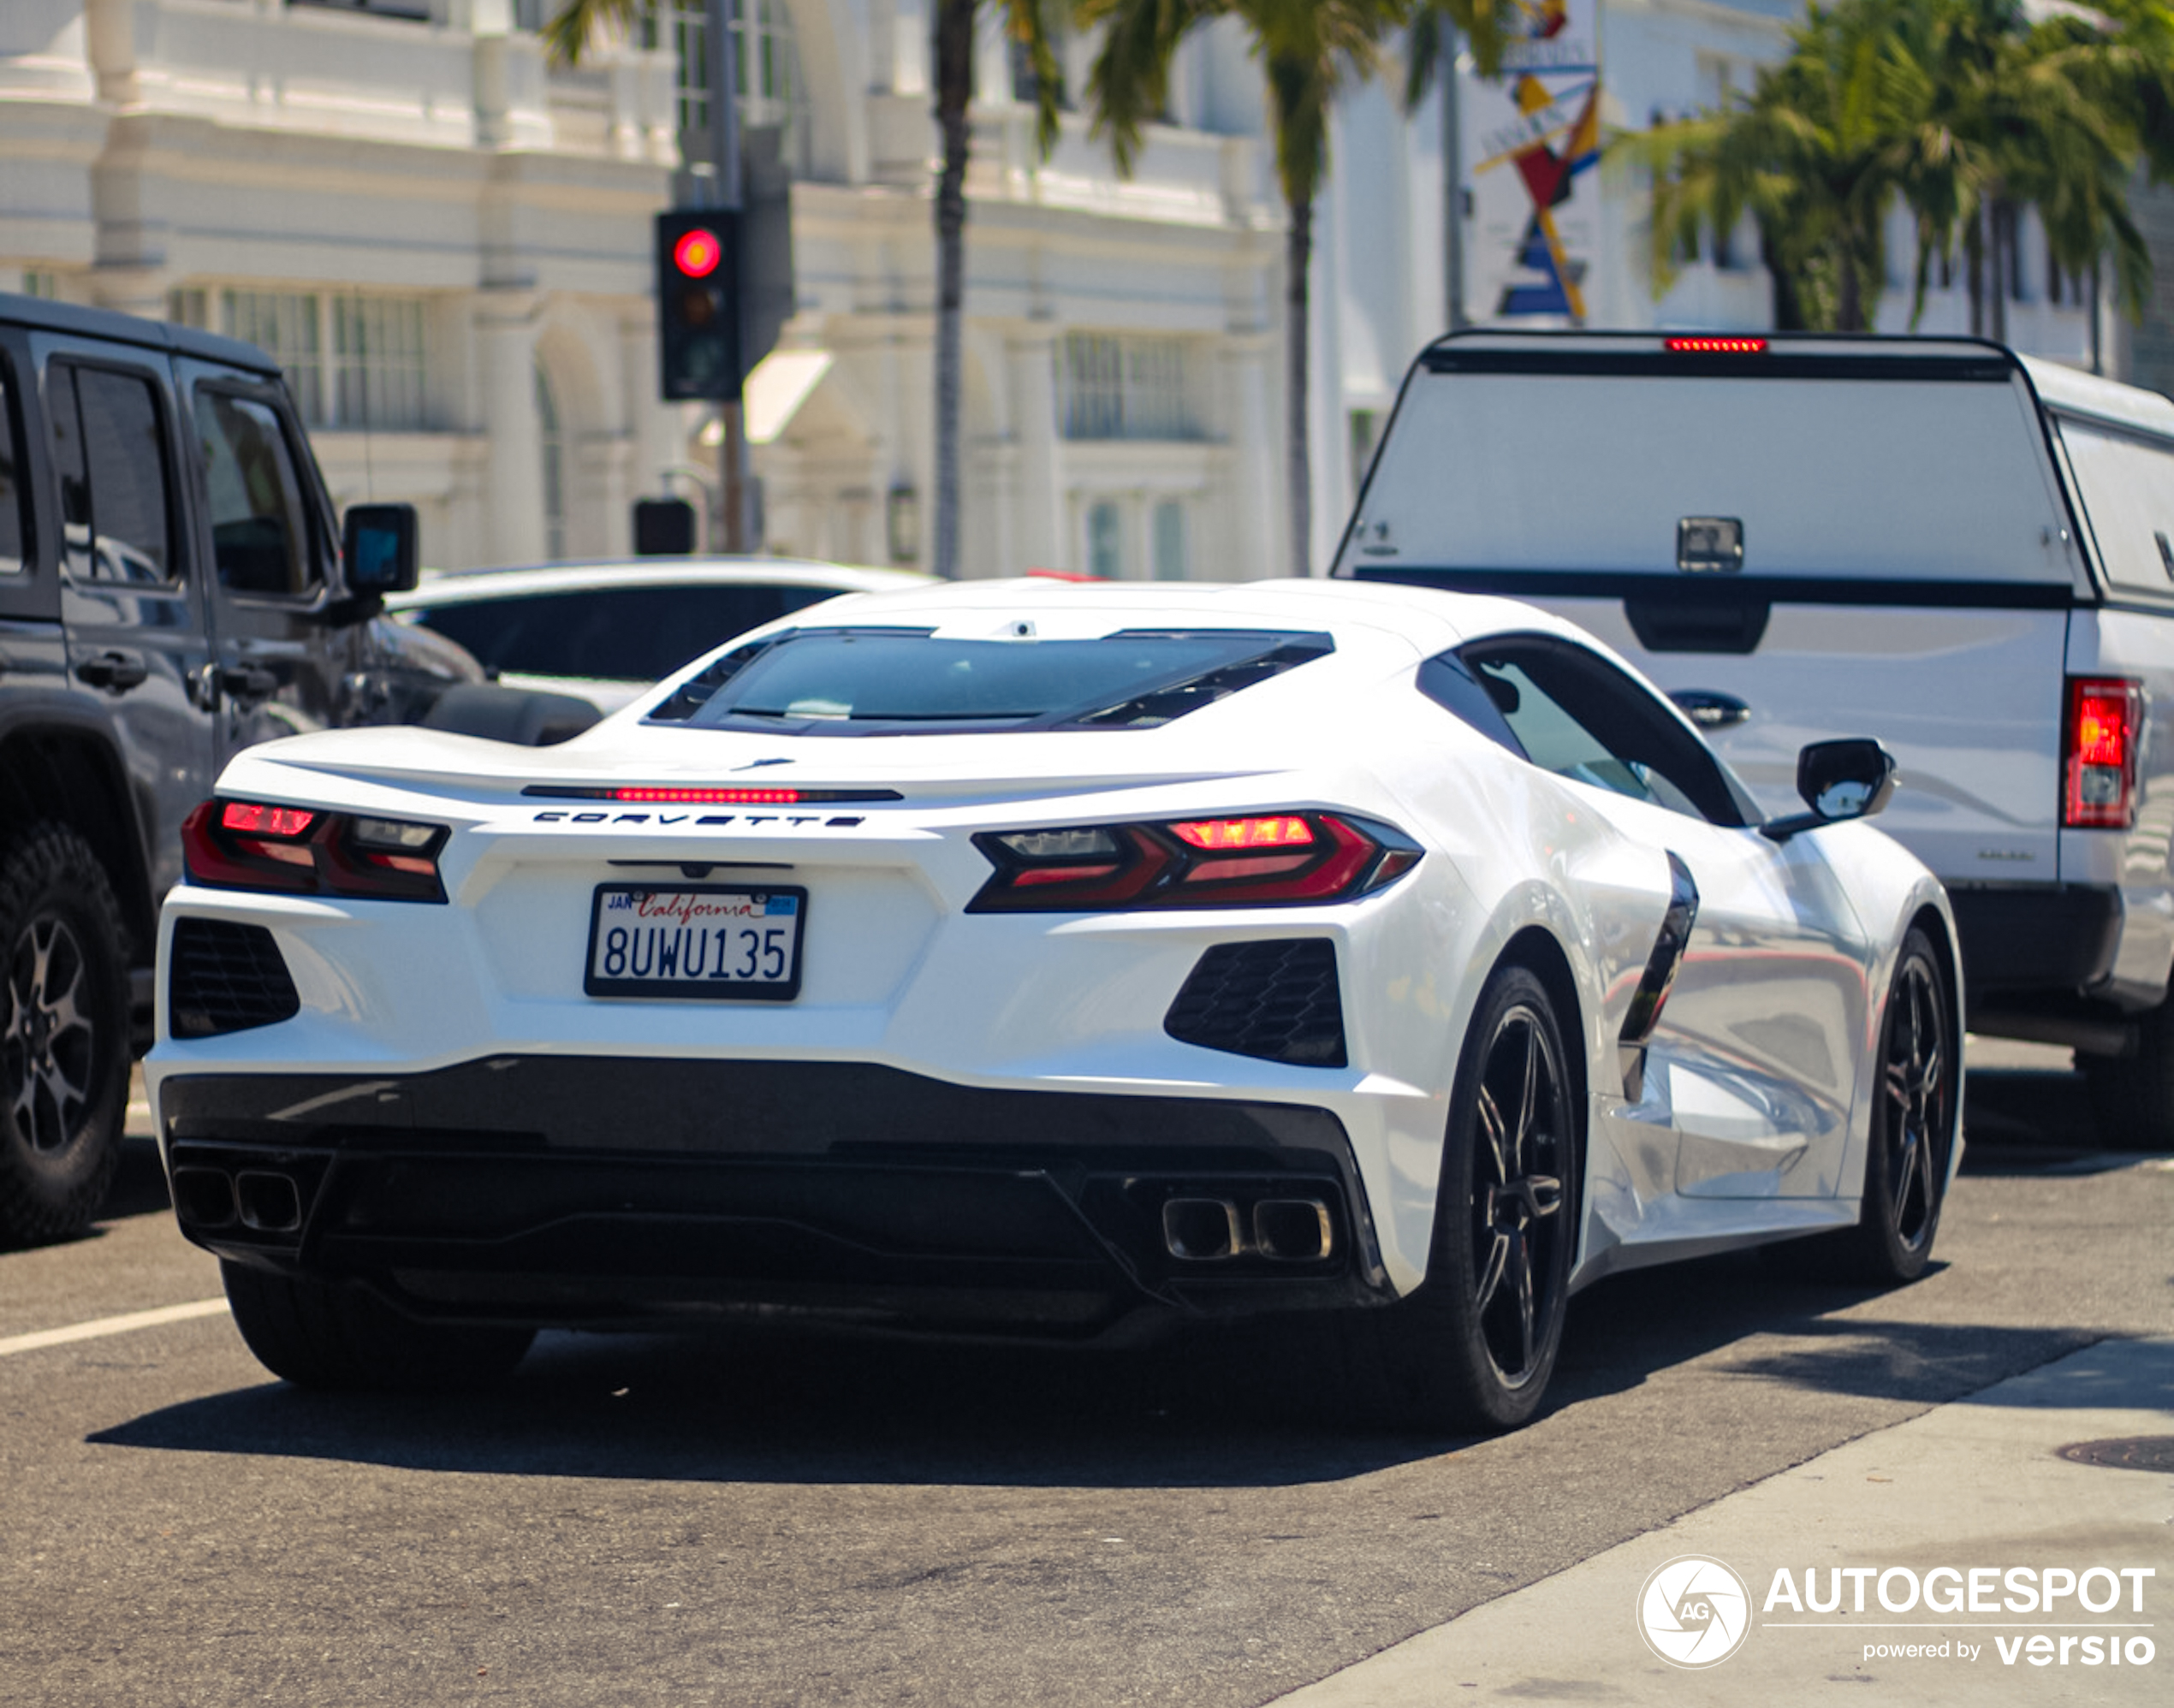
[
  {"left": 389, "top": 558, "right": 935, "bottom": 608},
  {"left": 0, "top": 288, "right": 280, "bottom": 375}
]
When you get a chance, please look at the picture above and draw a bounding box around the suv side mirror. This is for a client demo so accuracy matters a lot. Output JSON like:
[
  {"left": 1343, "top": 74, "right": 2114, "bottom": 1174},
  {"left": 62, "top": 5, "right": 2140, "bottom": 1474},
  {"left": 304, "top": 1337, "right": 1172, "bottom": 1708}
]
[
  {"left": 1762, "top": 738, "right": 1898, "bottom": 841},
  {"left": 342, "top": 504, "right": 419, "bottom": 596}
]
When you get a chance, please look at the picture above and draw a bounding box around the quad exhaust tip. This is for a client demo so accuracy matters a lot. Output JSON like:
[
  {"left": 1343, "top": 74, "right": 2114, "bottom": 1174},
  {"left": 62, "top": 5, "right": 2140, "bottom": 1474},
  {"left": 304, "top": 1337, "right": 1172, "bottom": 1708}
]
[
  {"left": 235, "top": 1171, "right": 303, "bottom": 1233},
  {"left": 177, "top": 1166, "right": 303, "bottom": 1235},
  {"left": 1160, "top": 1196, "right": 1334, "bottom": 1262}
]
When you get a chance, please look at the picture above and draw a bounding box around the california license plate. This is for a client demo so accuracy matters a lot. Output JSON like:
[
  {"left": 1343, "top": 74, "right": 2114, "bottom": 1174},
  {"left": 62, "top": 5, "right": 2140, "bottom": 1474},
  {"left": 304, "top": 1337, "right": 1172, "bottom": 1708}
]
[{"left": 584, "top": 885, "right": 806, "bottom": 1000}]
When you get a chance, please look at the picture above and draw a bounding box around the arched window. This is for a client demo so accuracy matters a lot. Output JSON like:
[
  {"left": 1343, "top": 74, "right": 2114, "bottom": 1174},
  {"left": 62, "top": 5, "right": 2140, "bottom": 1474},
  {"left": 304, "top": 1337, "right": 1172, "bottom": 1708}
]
[{"left": 535, "top": 362, "right": 567, "bottom": 562}]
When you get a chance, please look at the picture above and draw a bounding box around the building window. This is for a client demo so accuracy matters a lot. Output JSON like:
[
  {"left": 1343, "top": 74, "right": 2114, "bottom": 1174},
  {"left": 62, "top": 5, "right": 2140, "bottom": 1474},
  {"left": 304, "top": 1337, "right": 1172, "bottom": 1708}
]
[
  {"left": 1153, "top": 500, "right": 1186, "bottom": 581},
  {"left": 167, "top": 289, "right": 208, "bottom": 329},
  {"left": 211, "top": 291, "right": 431, "bottom": 430},
  {"left": 645, "top": 1, "right": 805, "bottom": 139},
  {"left": 1348, "top": 410, "right": 1382, "bottom": 493},
  {"left": 287, "top": 1, "right": 431, "bottom": 21},
  {"left": 1087, "top": 500, "right": 1123, "bottom": 578},
  {"left": 222, "top": 291, "right": 324, "bottom": 425},
  {"left": 333, "top": 297, "right": 428, "bottom": 430},
  {"left": 536, "top": 362, "right": 567, "bottom": 562},
  {"left": 1061, "top": 334, "right": 1197, "bottom": 441},
  {"left": 21, "top": 271, "right": 59, "bottom": 299}
]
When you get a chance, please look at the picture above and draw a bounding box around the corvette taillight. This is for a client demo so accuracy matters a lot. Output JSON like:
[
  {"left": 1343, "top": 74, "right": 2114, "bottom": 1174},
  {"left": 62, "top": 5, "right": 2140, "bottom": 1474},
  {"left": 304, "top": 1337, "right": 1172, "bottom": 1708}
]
[
  {"left": 183, "top": 799, "right": 449, "bottom": 903},
  {"left": 2063, "top": 677, "right": 2145, "bottom": 830},
  {"left": 969, "top": 813, "right": 1420, "bottom": 912}
]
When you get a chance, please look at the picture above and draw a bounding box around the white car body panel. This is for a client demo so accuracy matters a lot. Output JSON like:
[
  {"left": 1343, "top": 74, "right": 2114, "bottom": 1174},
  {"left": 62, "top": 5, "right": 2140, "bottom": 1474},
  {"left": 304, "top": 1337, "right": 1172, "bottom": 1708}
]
[{"left": 150, "top": 579, "right": 1960, "bottom": 1313}]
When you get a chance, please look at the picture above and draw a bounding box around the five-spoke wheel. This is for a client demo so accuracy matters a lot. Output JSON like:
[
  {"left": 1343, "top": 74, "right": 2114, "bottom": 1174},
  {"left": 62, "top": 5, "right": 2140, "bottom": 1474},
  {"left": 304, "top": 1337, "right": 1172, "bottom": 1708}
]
[{"left": 1838, "top": 925, "right": 1955, "bottom": 1283}]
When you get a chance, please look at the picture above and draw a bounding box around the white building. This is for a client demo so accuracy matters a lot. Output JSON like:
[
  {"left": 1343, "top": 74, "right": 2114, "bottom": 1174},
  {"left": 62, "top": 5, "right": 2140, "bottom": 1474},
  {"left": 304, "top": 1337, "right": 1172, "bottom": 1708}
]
[
  {"left": 0, "top": 0, "right": 1297, "bottom": 581},
  {"left": 4, "top": 2, "right": 2141, "bottom": 584}
]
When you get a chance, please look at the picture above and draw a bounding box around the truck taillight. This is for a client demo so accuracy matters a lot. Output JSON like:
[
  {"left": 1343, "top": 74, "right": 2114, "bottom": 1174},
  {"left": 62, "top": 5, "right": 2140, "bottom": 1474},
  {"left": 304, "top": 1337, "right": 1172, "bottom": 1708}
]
[
  {"left": 183, "top": 799, "right": 449, "bottom": 902},
  {"left": 2063, "top": 678, "right": 2145, "bottom": 830}
]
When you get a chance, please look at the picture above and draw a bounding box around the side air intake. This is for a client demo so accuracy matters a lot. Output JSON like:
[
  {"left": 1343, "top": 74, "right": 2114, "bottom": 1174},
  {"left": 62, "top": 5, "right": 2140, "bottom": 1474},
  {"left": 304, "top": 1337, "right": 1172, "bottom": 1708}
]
[
  {"left": 1164, "top": 939, "right": 1346, "bottom": 1068},
  {"left": 168, "top": 919, "right": 300, "bottom": 1039}
]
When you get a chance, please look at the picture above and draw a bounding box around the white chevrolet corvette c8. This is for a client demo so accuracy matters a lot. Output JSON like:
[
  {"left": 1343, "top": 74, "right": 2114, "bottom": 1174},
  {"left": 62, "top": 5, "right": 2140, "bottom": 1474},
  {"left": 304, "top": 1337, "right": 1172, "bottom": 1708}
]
[{"left": 148, "top": 578, "right": 1962, "bottom": 1430}]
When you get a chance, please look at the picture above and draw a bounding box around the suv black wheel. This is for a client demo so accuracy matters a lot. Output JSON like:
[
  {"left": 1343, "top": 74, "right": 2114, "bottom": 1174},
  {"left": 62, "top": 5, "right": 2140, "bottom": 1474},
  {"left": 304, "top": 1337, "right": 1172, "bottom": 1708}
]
[
  {"left": 1834, "top": 927, "right": 1956, "bottom": 1283},
  {"left": 0, "top": 825, "right": 130, "bottom": 1245},
  {"left": 222, "top": 1260, "right": 535, "bottom": 1391},
  {"left": 1345, "top": 964, "right": 1578, "bottom": 1433}
]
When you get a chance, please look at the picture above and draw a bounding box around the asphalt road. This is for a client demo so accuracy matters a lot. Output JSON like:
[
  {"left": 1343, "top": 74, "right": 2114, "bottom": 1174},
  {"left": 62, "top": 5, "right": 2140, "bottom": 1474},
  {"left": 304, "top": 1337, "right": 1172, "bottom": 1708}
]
[{"left": 3, "top": 1050, "right": 2169, "bottom": 1706}]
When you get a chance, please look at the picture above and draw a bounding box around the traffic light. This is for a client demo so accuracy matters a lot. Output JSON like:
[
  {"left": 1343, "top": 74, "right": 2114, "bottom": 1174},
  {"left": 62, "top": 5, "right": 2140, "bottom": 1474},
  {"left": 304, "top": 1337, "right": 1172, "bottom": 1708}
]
[{"left": 656, "top": 210, "right": 741, "bottom": 401}]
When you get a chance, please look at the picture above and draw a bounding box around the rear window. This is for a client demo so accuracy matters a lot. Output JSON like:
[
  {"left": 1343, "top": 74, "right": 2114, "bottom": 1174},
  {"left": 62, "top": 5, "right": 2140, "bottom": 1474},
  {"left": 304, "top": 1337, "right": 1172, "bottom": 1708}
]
[
  {"left": 405, "top": 583, "right": 839, "bottom": 683},
  {"left": 1351, "top": 370, "right": 2074, "bottom": 583},
  {"left": 649, "top": 627, "right": 1333, "bottom": 732}
]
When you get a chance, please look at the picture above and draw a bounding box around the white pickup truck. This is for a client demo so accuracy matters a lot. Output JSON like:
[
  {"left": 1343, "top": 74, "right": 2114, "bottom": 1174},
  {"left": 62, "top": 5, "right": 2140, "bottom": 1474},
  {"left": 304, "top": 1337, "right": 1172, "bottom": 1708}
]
[{"left": 1334, "top": 331, "right": 2174, "bottom": 1143}]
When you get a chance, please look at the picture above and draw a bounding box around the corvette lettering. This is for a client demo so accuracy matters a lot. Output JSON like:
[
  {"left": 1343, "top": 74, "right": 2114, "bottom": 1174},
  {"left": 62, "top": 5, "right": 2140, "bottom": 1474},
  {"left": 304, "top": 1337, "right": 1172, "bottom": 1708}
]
[{"left": 530, "top": 811, "right": 864, "bottom": 827}]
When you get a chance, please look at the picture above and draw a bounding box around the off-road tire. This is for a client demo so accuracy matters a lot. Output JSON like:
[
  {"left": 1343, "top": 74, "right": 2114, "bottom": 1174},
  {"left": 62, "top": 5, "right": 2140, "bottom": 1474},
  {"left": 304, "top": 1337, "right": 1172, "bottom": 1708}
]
[
  {"left": 0, "top": 824, "right": 131, "bottom": 1245},
  {"left": 222, "top": 1260, "right": 535, "bottom": 1391},
  {"left": 1342, "top": 964, "right": 1579, "bottom": 1434}
]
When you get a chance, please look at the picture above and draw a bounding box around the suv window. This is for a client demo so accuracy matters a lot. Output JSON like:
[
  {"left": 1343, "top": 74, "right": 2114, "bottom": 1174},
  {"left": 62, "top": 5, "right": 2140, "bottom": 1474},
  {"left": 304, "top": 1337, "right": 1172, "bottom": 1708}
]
[
  {"left": 193, "top": 388, "right": 319, "bottom": 597},
  {"left": 1450, "top": 635, "right": 1753, "bottom": 826},
  {"left": 408, "top": 584, "right": 840, "bottom": 683},
  {"left": 0, "top": 359, "right": 22, "bottom": 575},
  {"left": 50, "top": 364, "right": 176, "bottom": 584}
]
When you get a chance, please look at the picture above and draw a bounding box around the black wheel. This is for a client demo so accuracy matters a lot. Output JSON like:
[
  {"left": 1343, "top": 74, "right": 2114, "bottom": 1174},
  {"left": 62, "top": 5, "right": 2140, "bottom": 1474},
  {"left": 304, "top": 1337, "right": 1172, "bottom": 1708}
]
[
  {"left": 1345, "top": 964, "right": 1578, "bottom": 1432},
  {"left": 2080, "top": 999, "right": 2174, "bottom": 1150},
  {"left": 0, "top": 825, "right": 130, "bottom": 1245},
  {"left": 222, "top": 1260, "right": 535, "bottom": 1391},
  {"left": 1837, "top": 928, "right": 1956, "bottom": 1283}
]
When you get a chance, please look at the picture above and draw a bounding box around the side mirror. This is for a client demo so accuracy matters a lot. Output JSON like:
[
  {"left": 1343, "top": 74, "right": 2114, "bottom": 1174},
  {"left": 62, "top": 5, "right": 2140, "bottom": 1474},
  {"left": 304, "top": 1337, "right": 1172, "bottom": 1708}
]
[
  {"left": 1762, "top": 738, "right": 1898, "bottom": 842},
  {"left": 342, "top": 503, "right": 419, "bottom": 596}
]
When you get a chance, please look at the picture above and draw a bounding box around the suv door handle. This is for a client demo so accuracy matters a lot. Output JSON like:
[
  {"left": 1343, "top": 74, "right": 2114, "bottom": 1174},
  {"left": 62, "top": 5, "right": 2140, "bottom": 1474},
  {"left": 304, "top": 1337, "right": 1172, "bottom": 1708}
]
[
  {"left": 1670, "top": 690, "right": 1751, "bottom": 731},
  {"left": 220, "top": 664, "right": 280, "bottom": 700},
  {"left": 76, "top": 650, "right": 149, "bottom": 691}
]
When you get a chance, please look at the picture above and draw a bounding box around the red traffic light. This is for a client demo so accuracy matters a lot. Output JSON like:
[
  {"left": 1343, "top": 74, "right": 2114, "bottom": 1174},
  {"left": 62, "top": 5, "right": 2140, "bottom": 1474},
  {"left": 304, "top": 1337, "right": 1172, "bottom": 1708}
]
[{"left": 673, "top": 228, "right": 722, "bottom": 279}]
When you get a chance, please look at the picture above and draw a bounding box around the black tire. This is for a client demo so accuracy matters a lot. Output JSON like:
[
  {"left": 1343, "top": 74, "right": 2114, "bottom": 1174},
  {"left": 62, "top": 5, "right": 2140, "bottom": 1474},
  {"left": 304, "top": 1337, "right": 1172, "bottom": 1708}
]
[
  {"left": 2080, "top": 999, "right": 2174, "bottom": 1150},
  {"left": 222, "top": 1260, "right": 535, "bottom": 1391},
  {"left": 1345, "top": 964, "right": 1579, "bottom": 1433},
  {"left": 1833, "top": 927, "right": 1957, "bottom": 1284},
  {"left": 0, "top": 824, "right": 131, "bottom": 1245}
]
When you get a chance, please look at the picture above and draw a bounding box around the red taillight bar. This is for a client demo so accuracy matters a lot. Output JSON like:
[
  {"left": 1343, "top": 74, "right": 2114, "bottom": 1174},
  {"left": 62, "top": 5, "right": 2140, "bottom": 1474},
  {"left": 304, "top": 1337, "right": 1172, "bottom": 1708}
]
[
  {"left": 521, "top": 785, "right": 902, "bottom": 805},
  {"left": 2064, "top": 677, "right": 2146, "bottom": 830},
  {"left": 969, "top": 813, "right": 1420, "bottom": 913},
  {"left": 183, "top": 799, "right": 448, "bottom": 903},
  {"left": 1664, "top": 335, "right": 1768, "bottom": 354}
]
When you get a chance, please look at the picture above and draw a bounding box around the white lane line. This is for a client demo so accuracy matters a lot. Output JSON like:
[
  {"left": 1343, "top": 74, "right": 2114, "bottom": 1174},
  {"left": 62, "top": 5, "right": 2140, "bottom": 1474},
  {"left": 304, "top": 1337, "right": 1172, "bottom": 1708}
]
[{"left": 0, "top": 1297, "right": 229, "bottom": 1359}]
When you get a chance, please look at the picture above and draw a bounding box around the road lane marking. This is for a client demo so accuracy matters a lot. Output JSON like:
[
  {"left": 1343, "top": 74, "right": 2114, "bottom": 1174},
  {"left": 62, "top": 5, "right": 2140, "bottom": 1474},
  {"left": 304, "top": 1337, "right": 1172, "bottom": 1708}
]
[{"left": 0, "top": 1297, "right": 229, "bottom": 1359}]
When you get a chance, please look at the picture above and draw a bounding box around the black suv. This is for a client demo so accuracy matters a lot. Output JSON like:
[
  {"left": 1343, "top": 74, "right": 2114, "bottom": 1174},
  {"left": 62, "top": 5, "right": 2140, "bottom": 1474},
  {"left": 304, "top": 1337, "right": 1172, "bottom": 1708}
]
[{"left": 0, "top": 291, "right": 482, "bottom": 1242}]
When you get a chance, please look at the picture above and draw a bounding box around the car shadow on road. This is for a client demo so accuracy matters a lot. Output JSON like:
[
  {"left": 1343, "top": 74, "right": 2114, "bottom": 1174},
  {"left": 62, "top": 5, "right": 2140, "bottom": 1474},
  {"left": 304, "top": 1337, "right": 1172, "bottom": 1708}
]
[{"left": 87, "top": 1261, "right": 2104, "bottom": 1490}]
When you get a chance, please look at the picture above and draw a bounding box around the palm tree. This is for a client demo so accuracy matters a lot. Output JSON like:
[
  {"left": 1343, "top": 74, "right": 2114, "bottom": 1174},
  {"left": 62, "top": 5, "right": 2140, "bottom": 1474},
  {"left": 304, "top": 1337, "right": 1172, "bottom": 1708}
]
[
  {"left": 1078, "top": 0, "right": 1411, "bottom": 578},
  {"left": 546, "top": 2, "right": 1060, "bottom": 578},
  {"left": 1623, "top": 0, "right": 2169, "bottom": 336}
]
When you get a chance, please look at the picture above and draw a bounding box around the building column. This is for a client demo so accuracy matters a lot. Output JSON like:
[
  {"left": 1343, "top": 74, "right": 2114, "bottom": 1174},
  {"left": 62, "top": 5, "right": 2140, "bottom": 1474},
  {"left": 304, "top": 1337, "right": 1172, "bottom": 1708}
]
[
  {"left": 1008, "top": 324, "right": 1065, "bottom": 572},
  {"left": 1221, "top": 333, "right": 1277, "bottom": 582},
  {"left": 476, "top": 288, "right": 547, "bottom": 568}
]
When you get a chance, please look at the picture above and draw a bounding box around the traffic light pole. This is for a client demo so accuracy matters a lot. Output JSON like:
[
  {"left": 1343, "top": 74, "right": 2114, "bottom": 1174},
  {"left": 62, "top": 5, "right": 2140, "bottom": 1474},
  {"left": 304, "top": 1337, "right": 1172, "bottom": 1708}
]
[{"left": 704, "top": 0, "right": 747, "bottom": 554}]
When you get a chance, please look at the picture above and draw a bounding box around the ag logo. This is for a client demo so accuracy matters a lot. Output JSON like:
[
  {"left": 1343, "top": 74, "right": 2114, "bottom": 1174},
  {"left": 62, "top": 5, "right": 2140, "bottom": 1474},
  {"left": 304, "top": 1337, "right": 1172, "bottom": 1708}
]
[{"left": 1636, "top": 1555, "right": 1751, "bottom": 1669}]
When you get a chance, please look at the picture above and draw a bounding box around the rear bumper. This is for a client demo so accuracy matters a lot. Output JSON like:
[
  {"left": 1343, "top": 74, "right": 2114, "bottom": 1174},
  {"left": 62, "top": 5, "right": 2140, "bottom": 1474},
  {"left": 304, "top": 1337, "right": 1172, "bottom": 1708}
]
[
  {"left": 158, "top": 1058, "right": 1391, "bottom": 1337},
  {"left": 1949, "top": 883, "right": 2123, "bottom": 1000}
]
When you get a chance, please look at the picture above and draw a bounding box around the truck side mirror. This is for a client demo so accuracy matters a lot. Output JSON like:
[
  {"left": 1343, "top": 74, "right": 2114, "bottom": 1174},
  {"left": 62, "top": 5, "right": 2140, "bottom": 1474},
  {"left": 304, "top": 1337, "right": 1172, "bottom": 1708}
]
[
  {"left": 1762, "top": 738, "right": 1898, "bottom": 842},
  {"left": 342, "top": 504, "right": 419, "bottom": 596}
]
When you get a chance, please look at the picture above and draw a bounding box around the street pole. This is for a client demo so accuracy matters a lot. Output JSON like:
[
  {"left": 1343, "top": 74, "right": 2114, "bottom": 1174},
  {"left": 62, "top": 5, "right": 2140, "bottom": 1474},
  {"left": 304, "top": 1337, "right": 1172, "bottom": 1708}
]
[
  {"left": 1442, "top": 33, "right": 1468, "bottom": 332},
  {"left": 704, "top": 0, "right": 748, "bottom": 552}
]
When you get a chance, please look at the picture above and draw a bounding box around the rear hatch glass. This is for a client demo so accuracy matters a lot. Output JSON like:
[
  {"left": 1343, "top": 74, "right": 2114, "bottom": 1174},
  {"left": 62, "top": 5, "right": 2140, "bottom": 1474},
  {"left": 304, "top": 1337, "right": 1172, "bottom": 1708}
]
[{"left": 649, "top": 628, "right": 1332, "bottom": 733}]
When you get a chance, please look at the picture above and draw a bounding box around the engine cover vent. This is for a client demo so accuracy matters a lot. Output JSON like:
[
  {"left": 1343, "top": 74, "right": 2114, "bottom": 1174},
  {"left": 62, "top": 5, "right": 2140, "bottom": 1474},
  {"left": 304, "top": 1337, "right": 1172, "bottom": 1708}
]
[
  {"left": 169, "top": 919, "right": 300, "bottom": 1039},
  {"left": 1164, "top": 940, "right": 1346, "bottom": 1068}
]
